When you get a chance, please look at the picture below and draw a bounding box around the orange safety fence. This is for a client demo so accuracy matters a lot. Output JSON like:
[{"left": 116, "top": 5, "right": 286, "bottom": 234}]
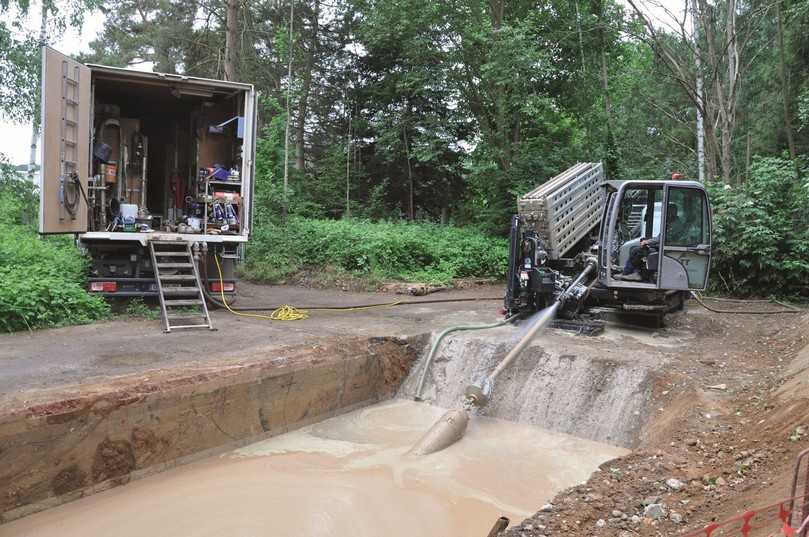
[{"left": 682, "top": 493, "right": 809, "bottom": 537}]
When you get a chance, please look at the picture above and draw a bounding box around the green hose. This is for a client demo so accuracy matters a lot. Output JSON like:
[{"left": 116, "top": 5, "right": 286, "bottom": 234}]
[{"left": 413, "top": 314, "right": 517, "bottom": 401}]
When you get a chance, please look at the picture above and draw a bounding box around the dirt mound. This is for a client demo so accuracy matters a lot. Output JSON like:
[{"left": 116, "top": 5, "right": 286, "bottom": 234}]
[{"left": 504, "top": 311, "right": 809, "bottom": 536}]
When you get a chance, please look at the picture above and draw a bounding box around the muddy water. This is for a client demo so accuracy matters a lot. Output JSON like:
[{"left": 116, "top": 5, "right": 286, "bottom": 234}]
[{"left": 3, "top": 400, "right": 626, "bottom": 537}]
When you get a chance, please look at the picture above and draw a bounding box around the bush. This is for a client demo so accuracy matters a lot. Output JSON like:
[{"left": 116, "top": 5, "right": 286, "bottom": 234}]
[
  {"left": 243, "top": 217, "right": 508, "bottom": 284},
  {"left": 707, "top": 156, "right": 809, "bottom": 296},
  {"left": 0, "top": 223, "right": 110, "bottom": 332},
  {"left": 0, "top": 161, "right": 110, "bottom": 332}
]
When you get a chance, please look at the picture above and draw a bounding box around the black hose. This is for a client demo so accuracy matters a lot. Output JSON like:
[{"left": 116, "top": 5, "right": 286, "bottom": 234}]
[
  {"left": 62, "top": 173, "right": 83, "bottom": 216},
  {"left": 203, "top": 285, "right": 502, "bottom": 311},
  {"left": 691, "top": 292, "right": 803, "bottom": 315},
  {"left": 200, "top": 253, "right": 502, "bottom": 312}
]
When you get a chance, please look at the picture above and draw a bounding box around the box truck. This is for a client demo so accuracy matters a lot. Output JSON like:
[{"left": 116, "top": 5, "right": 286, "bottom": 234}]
[{"left": 39, "top": 47, "right": 257, "bottom": 330}]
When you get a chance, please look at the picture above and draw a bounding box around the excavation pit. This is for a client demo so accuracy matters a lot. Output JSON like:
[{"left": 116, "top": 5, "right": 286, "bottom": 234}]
[
  {"left": 0, "top": 399, "right": 626, "bottom": 537},
  {"left": 0, "top": 309, "right": 675, "bottom": 534}
]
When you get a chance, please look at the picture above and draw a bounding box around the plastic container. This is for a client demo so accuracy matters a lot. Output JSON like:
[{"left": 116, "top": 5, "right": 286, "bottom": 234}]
[{"left": 120, "top": 204, "right": 138, "bottom": 221}]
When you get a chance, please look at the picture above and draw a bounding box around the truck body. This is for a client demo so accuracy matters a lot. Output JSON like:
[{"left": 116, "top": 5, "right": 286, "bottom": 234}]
[{"left": 38, "top": 47, "right": 257, "bottom": 297}]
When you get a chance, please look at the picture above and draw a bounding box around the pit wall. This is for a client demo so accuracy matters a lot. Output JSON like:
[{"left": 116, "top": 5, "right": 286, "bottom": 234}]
[
  {"left": 399, "top": 330, "right": 660, "bottom": 447},
  {"left": 0, "top": 337, "right": 418, "bottom": 523}
]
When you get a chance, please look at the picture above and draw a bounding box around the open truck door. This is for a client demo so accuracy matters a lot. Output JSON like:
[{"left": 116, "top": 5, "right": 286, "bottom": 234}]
[{"left": 39, "top": 46, "right": 91, "bottom": 234}]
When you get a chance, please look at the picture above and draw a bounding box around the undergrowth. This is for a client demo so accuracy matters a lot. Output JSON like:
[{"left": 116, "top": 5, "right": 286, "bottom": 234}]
[
  {"left": 124, "top": 298, "right": 161, "bottom": 320},
  {"left": 708, "top": 156, "right": 809, "bottom": 297},
  {"left": 243, "top": 217, "right": 508, "bottom": 284},
  {"left": 0, "top": 163, "right": 109, "bottom": 332}
]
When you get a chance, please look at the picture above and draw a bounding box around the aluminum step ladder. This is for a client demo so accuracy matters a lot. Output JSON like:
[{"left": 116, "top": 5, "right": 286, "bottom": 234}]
[{"left": 149, "top": 241, "right": 214, "bottom": 333}]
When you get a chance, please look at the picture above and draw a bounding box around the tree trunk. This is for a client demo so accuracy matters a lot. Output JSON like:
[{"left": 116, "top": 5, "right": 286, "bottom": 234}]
[
  {"left": 573, "top": 0, "right": 586, "bottom": 69},
  {"left": 295, "top": 0, "right": 318, "bottom": 172},
  {"left": 592, "top": 0, "right": 615, "bottom": 177},
  {"left": 345, "top": 114, "right": 351, "bottom": 218},
  {"left": 403, "top": 123, "right": 414, "bottom": 221},
  {"left": 745, "top": 130, "right": 751, "bottom": 183},
  {"left": 282, "top": 0, "right": 294, "bottom": 222},
  {"left": 703, "top": 101, "right": 720, "bottom": 181},
  {"left": 721, "top": 126, "right": 733, "bottom": 185},
  {"left": 775, "top": 0, "right": 797, "bottom": 161},
  {"left": 29, "top": 4, "right": 48, "bottom": 183},
  {"left": 224, "top": 0, "right": 238, "bottom": 81},
  {"left": 692, "top": 0, "right": 705, "bottom": 182}
]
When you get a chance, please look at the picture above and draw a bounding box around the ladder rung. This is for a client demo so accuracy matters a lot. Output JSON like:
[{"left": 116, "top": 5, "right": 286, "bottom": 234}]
[
  {"left": 156, "top": 263, "right": 193, "bottom": 269},
  {"left": 159, "top": 274, "right": 197, "bottom": 281},
  {"left": 152, "top": 241, "right": 190, "bottom": 246},
  {"left": 162, "top": 287, "right": 201, "bottom": 296},
  {"left": 154, "top": 252, "right": 189, "bottom": 257},
  {"left": 64, "top": 119, "right": 77, "bottom": 127},
  {"left": 65, "top": 98, "right": 79, "bottom": 106},
  {"left": 65, "top": 78, "right": 78, "bottom": 86},
  {"left": 167, "top": 312, "right": 206, "bottom": 319},
  {"left": 169, "top": 324, "right": 212, "bottom": 330},
  {"left": 164, "top": 299, "right": 203, "bottom": 307}
]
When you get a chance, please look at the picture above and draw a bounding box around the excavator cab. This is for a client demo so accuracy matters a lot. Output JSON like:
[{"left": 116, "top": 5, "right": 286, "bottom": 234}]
[{"left": 598, "top": 180, "right": 712, "bottom": 291}]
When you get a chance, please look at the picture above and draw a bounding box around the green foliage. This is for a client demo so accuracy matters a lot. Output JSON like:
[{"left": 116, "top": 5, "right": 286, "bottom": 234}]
[
  {"left": 124, "top": 298, "right": 160, "bottom": 320},
  {"left": 0, "top": 160, "right": 109, "bottom": 332},
  {"left": 708, "top": 156, "right": 809, "bottom": 295},
  {"left": 0, "top": 0, "right": 99, "bottom": 122},
  {"left": 244, "top": 217, "right": 508, "bottom": 284},
  {"left": 0, "top": 223, "right": 111, "bottom": 331},
  {"left": 0, "top": 24, "right": 38, "bottom": 122}
]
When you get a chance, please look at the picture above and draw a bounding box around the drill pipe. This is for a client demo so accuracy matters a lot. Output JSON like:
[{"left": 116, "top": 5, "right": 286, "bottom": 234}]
[
  {"left": 407, "top": 409, "right": 470, "bottom": 456},
  {"left": 409, "top": 261, "right": 595, "bottom": 456},
  {"left": 483, "top": 261, "right": 594, "bottom": 389}
]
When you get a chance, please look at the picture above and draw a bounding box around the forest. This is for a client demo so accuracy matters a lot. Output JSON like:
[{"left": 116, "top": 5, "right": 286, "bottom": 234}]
[
  {"left": 59, "top": 0, "right": 809, "bottom": 226},
  {"left": 0, "top": 0, "right": 808, "bottom": 328}
]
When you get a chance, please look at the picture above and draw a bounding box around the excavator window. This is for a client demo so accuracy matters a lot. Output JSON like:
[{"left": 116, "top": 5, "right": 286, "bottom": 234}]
[{"left": 665, "top": 188, "right": 708, "bottom": 247}]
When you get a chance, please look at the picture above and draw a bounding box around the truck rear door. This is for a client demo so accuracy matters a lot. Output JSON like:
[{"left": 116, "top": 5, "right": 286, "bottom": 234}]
[{"left": 39, "top": 46, "right": 91, "bottom": 234}]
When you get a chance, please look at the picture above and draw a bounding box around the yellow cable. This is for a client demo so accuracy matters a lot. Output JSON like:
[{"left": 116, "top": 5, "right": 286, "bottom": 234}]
[
  {"left": 214, "top": 255, "right": 309, "bottom": 321},
  {"left": 268, "top": 304, "right": 309, "bottom": 320},
  {"left": 213, "top": 255, "right": 405, "bottom": 320}
]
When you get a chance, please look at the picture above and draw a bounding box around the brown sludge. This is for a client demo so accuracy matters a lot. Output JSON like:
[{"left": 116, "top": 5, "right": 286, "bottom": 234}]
[{"left": 1, "top": 400, "right": 626, "bottom": 537}]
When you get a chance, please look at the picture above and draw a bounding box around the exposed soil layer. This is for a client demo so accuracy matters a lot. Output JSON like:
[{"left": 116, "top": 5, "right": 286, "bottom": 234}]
[
  {"left": 0, "top": 400, "right": 626, "bottom": 537},
  {"left": 0, "top": 336, "right": 419, "bottom": 522},
  {"left": 504, "top": 305, "right": 809, "bottom": 537}
]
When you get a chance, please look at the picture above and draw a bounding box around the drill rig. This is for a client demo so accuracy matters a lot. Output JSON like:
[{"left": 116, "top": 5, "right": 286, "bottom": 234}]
[
  {"left": 410, "top": 163, "right": 714, "bottom": 456},
  {"left": 410, "top": 164, "right": 713, "bottom": 455},
  {"left": 505, "top": 163, "right": 713, "bottom": 326}
]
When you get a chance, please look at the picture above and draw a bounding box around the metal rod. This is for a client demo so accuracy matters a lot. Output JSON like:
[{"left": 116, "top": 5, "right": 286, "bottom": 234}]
[
  {"left": 487, "top": 302, "right": 560, "bottom": 383},
  {"left": 486, "top": 262, "right": 594, "bottom": 384},
  {"left": 486, "top": 516, "right": 510, "bottom": 537}
]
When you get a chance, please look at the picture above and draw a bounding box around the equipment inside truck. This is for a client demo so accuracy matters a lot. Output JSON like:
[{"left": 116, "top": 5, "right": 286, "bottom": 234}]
[{"left": 88, "top": 71, "right": 247, "bottom": 236}]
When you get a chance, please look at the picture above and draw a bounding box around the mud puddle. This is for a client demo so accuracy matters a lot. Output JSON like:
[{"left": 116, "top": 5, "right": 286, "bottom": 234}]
[{"left": 2, "top": 399, "right": 626, "bottom": 537}]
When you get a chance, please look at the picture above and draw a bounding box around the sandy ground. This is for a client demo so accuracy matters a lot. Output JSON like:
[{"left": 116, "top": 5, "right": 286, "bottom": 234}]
[
  {"left": 0, "top": 282, "right": 502, "bottom": 410},
  {"left": 504, "top": 301, "right": 809, "bottom": 537},
  {"left": 2, "top": 283, "right": 808, "bottom": 536}
]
